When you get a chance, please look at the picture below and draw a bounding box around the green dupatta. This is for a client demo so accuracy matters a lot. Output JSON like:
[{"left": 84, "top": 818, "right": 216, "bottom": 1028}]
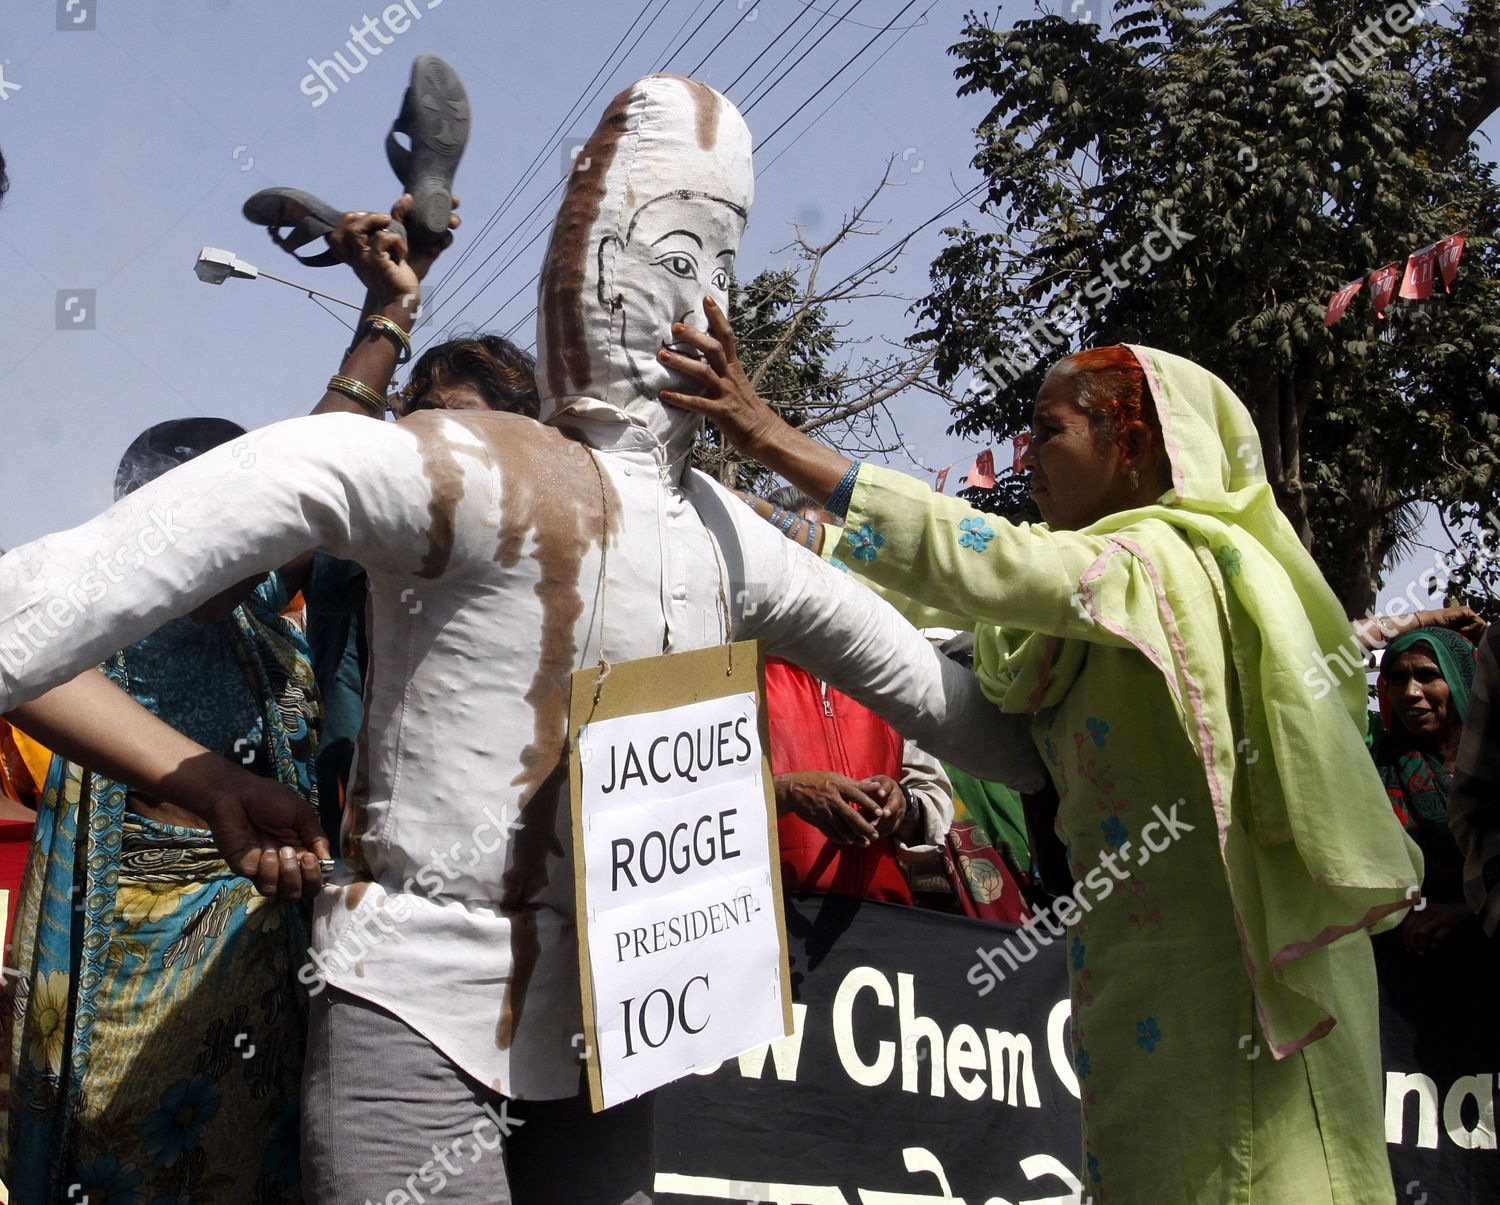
[{"left": 874, "top": 346, "right": 1420, "bottom": 1059}]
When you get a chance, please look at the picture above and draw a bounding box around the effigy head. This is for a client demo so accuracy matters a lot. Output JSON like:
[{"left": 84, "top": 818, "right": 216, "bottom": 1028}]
[{"left": 535, "top": 74, "right": 753, "bottom": 462}]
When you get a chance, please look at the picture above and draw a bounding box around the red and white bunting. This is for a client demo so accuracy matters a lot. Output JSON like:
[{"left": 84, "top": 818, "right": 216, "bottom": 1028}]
[
  {"left": 935, "top": 465, "right": 951, "bottom": 494},
  {"left": 1399, "top": 245, "right": 1436, "bottom": 301},
  {"left": 1012, "top": 432, "right": 1031, "bottom": 472},
  {"left": 963, "top": 448, "right": 997, "bottom": 489},
  {"left": 1368, "top": 263, "right": 1402, "bottom": 318},
  {"left": 1437, "top": 232, "right": 1466, "bottom": 292},
  {"left": 1322, "top": 278, "right": 1363, "bottom": 327}
]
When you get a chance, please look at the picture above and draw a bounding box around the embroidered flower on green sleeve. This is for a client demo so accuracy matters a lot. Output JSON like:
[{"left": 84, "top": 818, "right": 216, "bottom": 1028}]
[
  {"left": 957, "top": 516, "right": 996, "bottom": 552},
  {"left": 846, "top": 523, "right": 885, "bottom": 563},
  {"left": 1214, "top": 545, "right": 1243, "bottom": 579}
]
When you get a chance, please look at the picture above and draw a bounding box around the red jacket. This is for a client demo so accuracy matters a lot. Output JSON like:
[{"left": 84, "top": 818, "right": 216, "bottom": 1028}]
[{"left": 766, "top": 658, "right": 913, "bottom": 903}]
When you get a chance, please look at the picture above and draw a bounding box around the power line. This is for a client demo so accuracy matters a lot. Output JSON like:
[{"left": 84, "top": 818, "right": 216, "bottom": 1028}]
[
  {"left": 756, "top": 0, "right": 918, "bottom": 150},
  {"left": 658, "top": 0, "right": 729, "bottom": 72},
  {"left": 681, "top": 0, "right": 765, "bottom": 78},
  {"left": 742, "top": 0, "right": 866, "bottom": 114},
  {"left": 789, "top": 0, "right": 927, "bottom": 31},
  {"left": 719, "top": 0, "right": 821, "bottom": 97},
  {"left": 435, "top": 0, "right": 920, "bottom": 346},
  {"left": 423, "top": 0, "right": 670, "bottom": 304},
  {"left": 424, "top": 0, "right": 779, "bottom": 344},
  {"left": 416, "top": 0, "right": 679, "bottom": 336},
  {"left": 755, "top": 0, "right": 933, "bottom": 175},
  {"left": 736, "top": 0, "right": 846, "bottom": 111}
]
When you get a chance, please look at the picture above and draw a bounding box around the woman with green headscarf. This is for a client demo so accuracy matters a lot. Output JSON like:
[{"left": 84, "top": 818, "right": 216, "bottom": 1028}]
[
  {"left": 1373, "top": 627, "right": 1479, "bottom": 953},
  {"left": 662, "top": 311, "right": 1421, "bottom": 1203}
]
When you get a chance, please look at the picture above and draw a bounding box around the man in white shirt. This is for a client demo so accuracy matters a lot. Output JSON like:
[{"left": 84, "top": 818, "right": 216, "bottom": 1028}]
[{"left": 0, "top": 76, "right": 1042, "bottom": 1204}]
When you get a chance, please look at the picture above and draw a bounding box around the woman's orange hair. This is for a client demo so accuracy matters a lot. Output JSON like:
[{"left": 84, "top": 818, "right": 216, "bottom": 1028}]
[{"left": 1048, "top": 345, "right": 1161, "bottom": 444}]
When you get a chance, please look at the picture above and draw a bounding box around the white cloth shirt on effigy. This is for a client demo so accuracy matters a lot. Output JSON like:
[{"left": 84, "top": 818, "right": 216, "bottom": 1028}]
[{"left": 0, "top": 74, "right": 1044, "bottom": 1100}]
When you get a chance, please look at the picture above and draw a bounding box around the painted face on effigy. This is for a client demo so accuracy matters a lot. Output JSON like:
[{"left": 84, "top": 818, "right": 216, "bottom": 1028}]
[
  {"left": 535, "top": 74, "right": 753, "bottom": 468},
  {"left": 598, "top": 189, "right": 744, "bottom": 401}
]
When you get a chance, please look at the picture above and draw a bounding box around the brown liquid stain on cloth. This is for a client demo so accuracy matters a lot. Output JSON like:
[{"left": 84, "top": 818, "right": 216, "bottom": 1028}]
[
  {"left": 496, "top": 763, "right": 566, "bottom": 1050},
  {"left": 411, "top": 418, "right": 467, "bottom": 579},
  {"left": 538, "top": 84, "right": 636, "bottom": 402},
  {"left": 344, "top": 415, "right": 483, "bottom": 882},
  {"left": 451, "top": 413, "right": 620, "bottom": 1050},
  {"left": 655, "top": 73, "right": 720, "bottom": 149}
]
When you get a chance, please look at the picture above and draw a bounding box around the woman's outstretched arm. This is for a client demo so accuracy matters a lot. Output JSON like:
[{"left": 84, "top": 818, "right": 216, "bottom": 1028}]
[
  {"left": 662, "top": 297, "right": 1136, "bottom": 643},
  {"left": 7, "top": 671, "right": 329, "bottom": 898}
]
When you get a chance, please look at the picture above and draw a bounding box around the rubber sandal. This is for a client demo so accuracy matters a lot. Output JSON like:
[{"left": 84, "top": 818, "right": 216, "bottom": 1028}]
[
  {"left": 242, "top": 187, "right": 406, "bottom": 268},
  {"left": 385, "top": 54, "right": 469, "bottom": 247}
]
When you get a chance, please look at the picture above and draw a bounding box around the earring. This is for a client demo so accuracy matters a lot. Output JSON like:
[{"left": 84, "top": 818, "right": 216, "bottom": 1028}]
[{"left": 1127, "top": 466, "right": 1140, "bottom": 489}]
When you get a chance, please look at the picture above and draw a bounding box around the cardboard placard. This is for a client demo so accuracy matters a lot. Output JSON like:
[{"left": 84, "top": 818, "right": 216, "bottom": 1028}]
[{"left": 569, "top": 640, "right": 792, "bottom": 1111}]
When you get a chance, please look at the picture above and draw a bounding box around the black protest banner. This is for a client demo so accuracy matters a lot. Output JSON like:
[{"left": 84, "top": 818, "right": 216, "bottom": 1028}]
[
  {"left": 655, "top": 894, "right": 1083, "bottom": 1204},
  {"left": 655, "top": 894, "right": 1500, "bottom": 1205},
  {"left": 1378, "top": 934, "right": 1500, "bottom": 1203}
]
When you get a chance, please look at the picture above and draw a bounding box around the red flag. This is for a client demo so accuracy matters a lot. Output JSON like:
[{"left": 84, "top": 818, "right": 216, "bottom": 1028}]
[
  {"left": 1322, "top": 279, "right": 1363, "bottom": 327},
  {"left": 935, "top": 465, "right": 950, "bottom": 494},
  {"left": 1399, "top": 245, "right": 1436, "bottom": 300},
  {"left": 1436, "top": 232, "right": 1466, "bottom": 292},
  {"left": 1369, "top": 263, "right": 1401, "bottom": 318},
  {"left": 1012, "top": 432, "right": 1031, "bottom": 472},
  {"left": 967, "top": 448, "right": 997, "bottom": 489}
]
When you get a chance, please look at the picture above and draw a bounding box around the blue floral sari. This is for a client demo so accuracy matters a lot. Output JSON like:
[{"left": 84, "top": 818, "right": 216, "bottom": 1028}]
[{"left": 2, "top": 576, "right": 320, "bottom": 1204}]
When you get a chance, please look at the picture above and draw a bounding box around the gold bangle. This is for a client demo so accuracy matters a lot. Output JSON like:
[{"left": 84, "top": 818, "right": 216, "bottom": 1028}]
[
  {"left": 363, "top": 314, "right": 413, "bottom": 363},
  {"left": 327, "top": 374, "right": 389, "bottom": 417}
]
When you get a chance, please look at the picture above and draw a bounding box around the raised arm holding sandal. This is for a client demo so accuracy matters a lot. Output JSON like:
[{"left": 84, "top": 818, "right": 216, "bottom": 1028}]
[{"left": 312, "top": 192, "right": 462, "bottom": 418}]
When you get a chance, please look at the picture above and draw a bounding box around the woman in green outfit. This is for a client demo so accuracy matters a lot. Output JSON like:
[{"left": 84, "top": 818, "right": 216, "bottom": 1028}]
[
  {"left": 662, "top": 307, "right": 1421, "bottom": 1203},
  {"left": 1372, "top": 627, "right": 1480, "bottom": 952}
]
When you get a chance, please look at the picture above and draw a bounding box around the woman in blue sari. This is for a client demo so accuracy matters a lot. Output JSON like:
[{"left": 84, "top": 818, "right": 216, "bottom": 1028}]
[{"left": 3, "top": 419, "right": 321, "bottom": 1204}]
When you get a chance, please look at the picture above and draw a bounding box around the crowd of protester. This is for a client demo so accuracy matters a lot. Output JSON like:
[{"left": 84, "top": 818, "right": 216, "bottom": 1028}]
[{"left": 0, "top": 71, "right": 1497, "bottom": 1205}]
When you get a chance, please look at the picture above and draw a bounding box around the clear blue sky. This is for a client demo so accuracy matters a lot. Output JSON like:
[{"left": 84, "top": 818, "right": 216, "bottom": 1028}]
[
  {"left": 0, "top": 0, "right": 1000, "bottom": 545},
  {"left": 0, "top": 0, "right": 1490, "bottom": 609}
]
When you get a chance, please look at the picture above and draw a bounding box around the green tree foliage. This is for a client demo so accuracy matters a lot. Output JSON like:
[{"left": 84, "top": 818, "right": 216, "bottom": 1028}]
[{"left": 917, "top": 0, "right": 1500, "bottom": 612}]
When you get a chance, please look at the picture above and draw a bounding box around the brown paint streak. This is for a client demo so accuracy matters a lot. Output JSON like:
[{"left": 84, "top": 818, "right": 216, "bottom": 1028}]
[
  {"left": 656, "top": 73, "right": 720, "bottom": 149},
  {"left": 495, "top": 765, "right": 566, "bottom": 1049},
  {"left": 451, "top": 412, "right": 621, "bottom": 1049},
  {"left": 413, "top": 421, "right": 466, "bottom": 579},
  {"left": 539, "top": 85, "right": 636, "bottom": 401},
  {"left": 344, "top": 880, "right": 372, "bottom": 911}
]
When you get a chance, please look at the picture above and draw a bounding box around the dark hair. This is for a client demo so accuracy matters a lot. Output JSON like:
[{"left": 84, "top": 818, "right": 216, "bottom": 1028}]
[
  {"left": 400, "top": 334, "right": 540, "bottom": 418},
  {"left": 768, "top": 484, "right": 815, "bottom": 513},
  {"left": 115, "top": 417, "right": 246, "bottom": 500},
  {"left": 0, "top": 145, "right": 9, "bottom": 210}
]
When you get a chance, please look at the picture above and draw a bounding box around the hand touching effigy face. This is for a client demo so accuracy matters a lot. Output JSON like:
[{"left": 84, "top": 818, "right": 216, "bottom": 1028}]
[
  {"left": 600, "top": 189, "right": 744, "bottom": 399},
  {"left": 536, "top": 75, "right": 753, "bottom": 466}
]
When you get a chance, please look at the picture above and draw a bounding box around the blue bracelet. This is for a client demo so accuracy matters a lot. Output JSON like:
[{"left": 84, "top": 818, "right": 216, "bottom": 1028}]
[{"left": 824, "top": 464, "right": 860, "bottom": 519}]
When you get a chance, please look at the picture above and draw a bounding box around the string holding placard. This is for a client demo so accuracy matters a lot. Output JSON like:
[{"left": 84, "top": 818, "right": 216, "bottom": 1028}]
[
  {"left": 582, "top": 448, "right": 614, "bottom": 726},
  {"left": 702, "top": 520, "right": 736, "bottom": 679}
]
